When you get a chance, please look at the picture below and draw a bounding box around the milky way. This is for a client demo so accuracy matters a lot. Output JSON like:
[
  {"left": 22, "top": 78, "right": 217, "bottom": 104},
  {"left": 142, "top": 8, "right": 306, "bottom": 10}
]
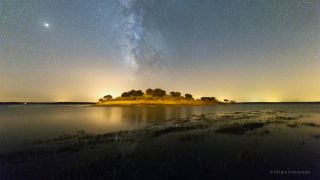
[{"left": 118, "top": 0, "right": 165, "bottom": 73}]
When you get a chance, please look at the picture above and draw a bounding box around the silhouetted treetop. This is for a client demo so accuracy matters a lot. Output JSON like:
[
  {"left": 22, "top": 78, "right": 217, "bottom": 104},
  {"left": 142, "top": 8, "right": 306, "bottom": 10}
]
[
  {"left": 121, "top": 90, "right": 144, "bottom": 97},
  {"left": 103, "top": 95, "right": 113, "bottom": 100},
  {"left": 121, "top": 92, "right": 130, "bottom": 97},
  {"left": 201, "top": 97, "right": 218, "bottom": 102},
  {"left": 146, "top": 88, "right": 166, "bottom": 97},
  {"left": 185, "top": 94, "right": 193, "bottom": 99},
  {"left": 146, "top": 88, "right": 154, "bottom": 95},
  {"left": 170, "top": 91, "right": 181, "bottom": 97},
  {"left": 153, "top": 88, "right": 166, "bottom": 97}
]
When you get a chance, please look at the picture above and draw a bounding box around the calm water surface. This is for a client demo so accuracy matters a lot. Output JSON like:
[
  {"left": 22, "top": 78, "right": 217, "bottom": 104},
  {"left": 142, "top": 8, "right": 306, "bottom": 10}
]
[
  {"left": 0, "top": 103, "right": 319, "bottom": 150},
  {"left": 1, "top": 103, "right": 320, "bottom": 179}
]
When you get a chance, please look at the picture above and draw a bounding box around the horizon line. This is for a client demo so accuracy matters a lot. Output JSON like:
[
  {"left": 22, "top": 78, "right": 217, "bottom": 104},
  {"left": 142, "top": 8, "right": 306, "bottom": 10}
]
[{"left": 0, "top": 101, "right": 320, "bottom": 104}]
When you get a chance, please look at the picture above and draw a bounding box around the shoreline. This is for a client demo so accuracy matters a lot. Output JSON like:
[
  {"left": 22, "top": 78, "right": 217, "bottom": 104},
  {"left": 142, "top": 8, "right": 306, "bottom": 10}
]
[
  {"left": 95, "top": 99, "right": 222, "bottom": 106},
  {"left": 1, "top": 102, "right": 319, "bottom": 106}
]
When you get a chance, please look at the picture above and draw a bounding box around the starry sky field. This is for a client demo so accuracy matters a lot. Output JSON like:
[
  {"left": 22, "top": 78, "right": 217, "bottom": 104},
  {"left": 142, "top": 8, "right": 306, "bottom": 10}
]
[{"left": 0, "top": 0, "right": 319, "bottom": 102}]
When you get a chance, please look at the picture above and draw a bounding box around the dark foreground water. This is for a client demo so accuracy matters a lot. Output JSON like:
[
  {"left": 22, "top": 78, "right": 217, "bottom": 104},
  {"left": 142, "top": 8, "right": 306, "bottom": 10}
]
[{"left": 0, "top": 103, "right": 319, "bottom": 179}]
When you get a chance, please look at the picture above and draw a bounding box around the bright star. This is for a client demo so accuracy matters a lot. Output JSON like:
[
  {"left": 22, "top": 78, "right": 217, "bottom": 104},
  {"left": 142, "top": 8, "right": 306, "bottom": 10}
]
[{"left": 43, "top": 22, "right": 50, "bottom": 28}]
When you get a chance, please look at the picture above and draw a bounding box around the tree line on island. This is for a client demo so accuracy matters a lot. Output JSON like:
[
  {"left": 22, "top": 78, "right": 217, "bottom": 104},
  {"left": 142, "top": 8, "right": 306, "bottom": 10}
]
[{"left": 98, "top": 88, "right": 235, "bottom": 104}]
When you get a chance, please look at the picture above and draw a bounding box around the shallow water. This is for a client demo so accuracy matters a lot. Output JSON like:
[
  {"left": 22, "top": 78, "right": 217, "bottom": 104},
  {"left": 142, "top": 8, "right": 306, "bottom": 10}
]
[
  {"left": 0, "top": 103, "right": 320, "bottom": 179},
  {"left": 0, "top": 103, "right": 319, "bottom": 150}
]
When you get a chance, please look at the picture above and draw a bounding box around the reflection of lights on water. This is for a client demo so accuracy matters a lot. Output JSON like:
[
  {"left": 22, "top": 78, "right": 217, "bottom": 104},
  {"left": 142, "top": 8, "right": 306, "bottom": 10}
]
[{"left": 108, "top": 108, "right": 123, "bottom": 124}]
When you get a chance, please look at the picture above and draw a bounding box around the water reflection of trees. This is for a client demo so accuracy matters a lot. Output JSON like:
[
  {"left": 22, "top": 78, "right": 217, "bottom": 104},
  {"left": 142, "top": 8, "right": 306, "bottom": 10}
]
[{"left": 101, "top": 106, "right": 195, "bottom": 126}]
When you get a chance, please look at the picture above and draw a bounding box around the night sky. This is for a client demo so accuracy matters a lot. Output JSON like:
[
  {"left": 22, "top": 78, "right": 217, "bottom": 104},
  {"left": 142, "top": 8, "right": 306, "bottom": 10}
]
[{"left": 0, "top": 0, "right": 319, "bottom": 102}]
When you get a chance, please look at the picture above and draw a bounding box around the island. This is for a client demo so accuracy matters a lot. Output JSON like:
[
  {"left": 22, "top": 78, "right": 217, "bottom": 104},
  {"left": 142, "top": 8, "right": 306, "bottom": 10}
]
[{"left": 97, "top": 88, "right": 235, "bottom": 106}]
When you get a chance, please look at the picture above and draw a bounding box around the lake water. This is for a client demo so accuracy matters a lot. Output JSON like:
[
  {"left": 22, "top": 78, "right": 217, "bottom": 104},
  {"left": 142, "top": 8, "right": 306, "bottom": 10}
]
[
  {"left": 0, "top": 103, "right": 320, "bottom": 151},
  {"left": 0, "top": 103, "right": 320, "bottom": 179}
]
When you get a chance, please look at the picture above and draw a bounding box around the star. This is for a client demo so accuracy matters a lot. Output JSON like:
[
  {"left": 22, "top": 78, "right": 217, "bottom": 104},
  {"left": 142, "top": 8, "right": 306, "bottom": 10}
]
[{"left": 43, "top": 22, "right": 50, "bottom": 28}]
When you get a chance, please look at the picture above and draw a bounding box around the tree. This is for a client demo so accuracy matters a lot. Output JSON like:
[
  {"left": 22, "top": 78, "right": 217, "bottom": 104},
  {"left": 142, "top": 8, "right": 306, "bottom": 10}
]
[
  {"left": 201, "top": 97, "right": 217, "bottom": 102},
  {"left": 121, "top": 92, "right": 130, "bottom": 97},
  {"left": 201, "top": 97, "right": 208, "bottom": 101},
  {"left": 128, "top": 90, "right": 144, "bottom": 97},
  {"left": 135, "top": 90, "right": 144, "bottom": 96},
  {"left": 153, "top": 88, "right": 166, "bottom": 97},
  {"left": 128, "top": 90, "right": 135, "bottom": 96},
  {"left": 103, "top": 95, "right": 113, "bottom": 101},
  {"left": 185, "top": 94, "right": 193, "bottom": 99},
  {"left": 210, "top": 97, "right": 217, "bottom": 101},
  {"left": 224, "top": 99, "right": 229, "bottom": 103},
  {"left": 170, "top": 91, "right": 181, "bottom": 97},
  {"left": 146, "top": 88, "right": 154, "bottom": 95}
]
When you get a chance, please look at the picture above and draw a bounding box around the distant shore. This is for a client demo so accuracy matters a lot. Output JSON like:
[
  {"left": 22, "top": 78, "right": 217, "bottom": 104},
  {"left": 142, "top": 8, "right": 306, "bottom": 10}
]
[
  {"left": 97, "top": 88, "right": 231, "bottom": 106},
  {"left": 1, "top": 102, "right": 319, "bottom": 106},
  {"left": 96, "top": 99, "right": 221, "bottom": 106}
]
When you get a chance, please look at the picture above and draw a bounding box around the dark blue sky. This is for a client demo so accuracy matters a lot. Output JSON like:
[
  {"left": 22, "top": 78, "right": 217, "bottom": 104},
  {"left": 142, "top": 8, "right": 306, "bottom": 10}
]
[{"left": 0, "top": 0, "right": 319, "bottom": 102}]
